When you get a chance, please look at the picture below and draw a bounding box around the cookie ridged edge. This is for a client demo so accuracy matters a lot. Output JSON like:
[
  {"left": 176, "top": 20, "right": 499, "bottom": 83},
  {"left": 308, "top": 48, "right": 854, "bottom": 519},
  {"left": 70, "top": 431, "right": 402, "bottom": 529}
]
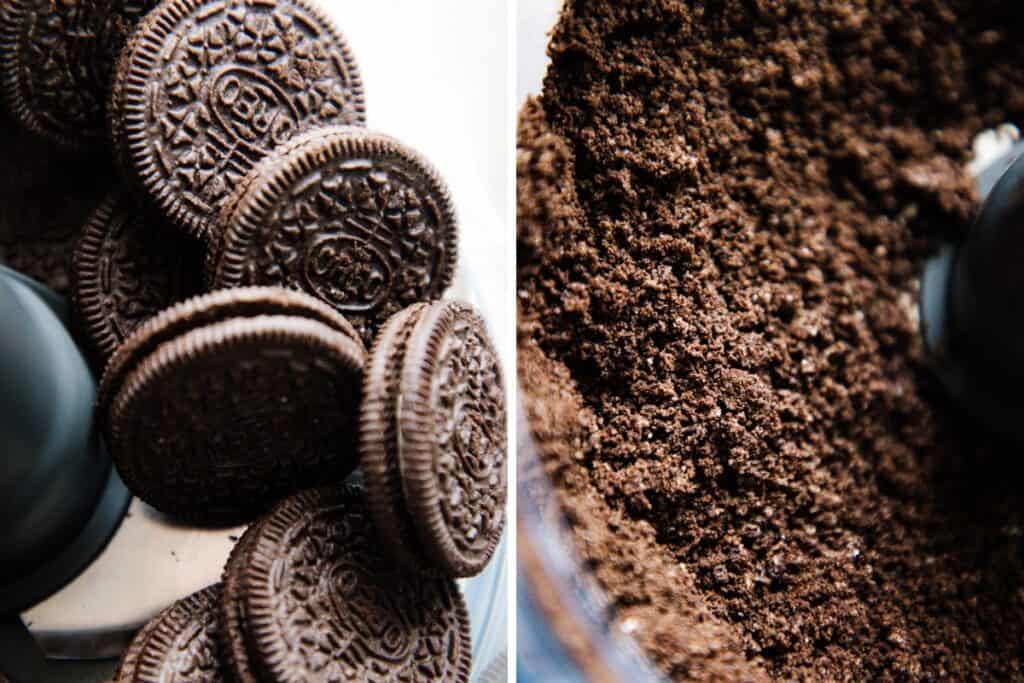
[
  {"left": 71, "top": 193, "right": 121, "bottom": 367},
  {"left": 220, "top": 529, "right": 261, "bottom": 683},
  {"left": 206, "top": 126, "right": 377, "bottom": 276},
  {"left": 108, "top": 315, "right": 365, "bottom": 522},
  {"left": 209, "top": 126, "right": 458, "bottom": 336},
  {"left": 239, "top": 485, "right": 473, "bottom": 683},
  {"left": 0, "top": 0, "right": 99, "bottom": 149},
  {"left": 401, "top": 301, "right": 507, "bottom": 577},
  {"left": 98, "top": 286, "right": 365, "bottom": 434},
  {"left": 116, "top": 584, "right": 224, "bottom": 683},
  {"left": 114, "top": 592, "right": 167, "bottom": 681},
  {"left": 360, "top": 303, "right": 433, "bottom": 571},
  {"left": 242, "top": 486, "right": 356, "bottom": 682},
  {"left": 109, "top": 22, "right": 146, "bottom": 181}
]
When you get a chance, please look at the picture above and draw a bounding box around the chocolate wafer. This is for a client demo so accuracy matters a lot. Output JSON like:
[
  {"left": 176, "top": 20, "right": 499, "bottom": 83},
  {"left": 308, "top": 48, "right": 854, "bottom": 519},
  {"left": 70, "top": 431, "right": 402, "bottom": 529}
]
[
  {"left": 71, "top": 190, "right": 204, "bottom": 369},
  {"left": 114, "top": 584, "right": 229, "bottom": 683},
  {"left": 99, "top": 287, "right": 366, "bottom": 524},
  {"left": 0, "top": 0, "right": 157, "bottom": 148}
]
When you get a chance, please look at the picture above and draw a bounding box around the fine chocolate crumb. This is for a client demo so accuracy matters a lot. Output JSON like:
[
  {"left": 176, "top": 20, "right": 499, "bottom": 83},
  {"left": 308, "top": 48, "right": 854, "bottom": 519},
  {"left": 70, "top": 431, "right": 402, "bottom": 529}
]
[{"left": 518, "top": 1, "right": 1024, "bottom": 680}]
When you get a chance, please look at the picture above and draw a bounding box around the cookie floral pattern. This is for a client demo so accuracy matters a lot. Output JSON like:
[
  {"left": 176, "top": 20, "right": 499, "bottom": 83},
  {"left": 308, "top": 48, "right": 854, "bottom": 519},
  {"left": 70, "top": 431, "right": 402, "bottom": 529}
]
[
  {"left": 0, "top": 0, "right": 156, "bottom": 146},
  {"left": 433, "top": 314, "right": 507, "bottom": 559},
  {"left": 117, "top": 0, "right": 364, "bottom": 236},
  {"left": 212, "top": 130, "right": 457, "bottom": 346},
  {"left": 247, "top": 490, "right": 471, "bottom": 681}
]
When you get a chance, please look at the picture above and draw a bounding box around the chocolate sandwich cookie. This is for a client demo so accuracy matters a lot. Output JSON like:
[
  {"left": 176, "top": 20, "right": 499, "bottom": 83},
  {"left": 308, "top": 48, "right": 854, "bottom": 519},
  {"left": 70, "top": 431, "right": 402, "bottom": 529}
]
[
  {"left": 71, "top": 191, "right": 204, "bottom": 369},
  {"left": 98, "top": 287, "right": 366, "bottom": 524},
  {"left": 220, "top": 485, "right": 472, "bottom": 682},
  {"left": 97, "top": 286, "right": 363, "bottom": 416},
  {"left": 362, "top": 301, "right": 506, "bottom": 577},
  {"left": 209, "top": 127, "right": 458, "bottom": 346},
  {"left": 0, "top": 0, "right": 157, "bottom": 148},
  {"left": 114, "top": 584, "right": 229, "bottom": 683},
  {"left": 110, "top": 0, "right": 365, "bottom": 239}
]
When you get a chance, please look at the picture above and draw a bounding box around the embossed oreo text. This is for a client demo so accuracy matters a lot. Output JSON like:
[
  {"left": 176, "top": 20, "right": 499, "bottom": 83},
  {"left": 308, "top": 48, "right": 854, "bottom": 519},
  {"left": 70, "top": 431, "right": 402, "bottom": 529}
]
[
  {"left": 139, "top": 1, "right": 362, "bottom": 224},
  {"left": 231, "top": 157, "right": 449, "bottom": 342},
  {"left": 211, "top": 68, "right": 299, "bottom": 150}
]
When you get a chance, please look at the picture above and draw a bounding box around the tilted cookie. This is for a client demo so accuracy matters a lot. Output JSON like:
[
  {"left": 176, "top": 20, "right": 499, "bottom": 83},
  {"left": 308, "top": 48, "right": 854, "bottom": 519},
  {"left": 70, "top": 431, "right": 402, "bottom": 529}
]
[
  {"left": 114, "top": 584, "right": 229, "bottom": 683},
  {"left": 220, "top": 485, "right": 472, "bottom": 682},
  {"left": 362, "top": 301, "right": 507, "bottom": 577},
  {"left": 110, "top": 0, "right": 365, "bottom": 238},
  {"left": 98, "top": 287, "right": 366, "bottom": 524},
  {"left": 0, "top": 0, "right": 158, "bottom": 148},
  {"left": 71, "top": 190, "right": 204, "bottom": 369}
]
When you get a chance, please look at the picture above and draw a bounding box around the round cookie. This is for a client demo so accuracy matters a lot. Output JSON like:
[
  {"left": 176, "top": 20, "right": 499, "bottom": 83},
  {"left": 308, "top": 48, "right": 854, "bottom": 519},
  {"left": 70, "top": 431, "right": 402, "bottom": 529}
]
[
  {"left": 362, "top": 302, "right": 506, "bottom": 577},
  {"left": 208, "top": 127, "right": 458, "bottom": 346},
  {"left": 97, "top": 286, "right": 363, "bottom": 423},
  {"left": 221, "top": 485, "right": 472, "bottom": 682},
  {"left": 114, "top": 584, "right": 229, "bottom": 683},
  {"left": 71, "top": 191, "right": 204, "bottom": 369},
  {"left": 99, "top": 288, "right": 366, "bottom": 524},
  {"left": 110, "top": 0, "right": 365, "bottom": 239},
  {"left": 359, "top": 303, "right": 431, "bottom": 571},
  {"left": 0, "top": 0, "right": 157, "bottom": 148}
]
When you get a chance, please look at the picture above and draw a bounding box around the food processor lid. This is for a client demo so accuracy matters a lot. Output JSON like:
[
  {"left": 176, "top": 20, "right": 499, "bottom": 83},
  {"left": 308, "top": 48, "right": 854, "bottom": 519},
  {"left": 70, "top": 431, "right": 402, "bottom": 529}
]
[{"left": 0, "top": 268, "right": 129, "bottom": 612}]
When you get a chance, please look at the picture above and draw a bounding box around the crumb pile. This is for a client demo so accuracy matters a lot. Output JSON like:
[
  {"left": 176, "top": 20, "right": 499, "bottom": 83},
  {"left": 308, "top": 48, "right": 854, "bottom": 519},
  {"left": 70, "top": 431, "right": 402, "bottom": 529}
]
[{"left": 518, "top": 1, "right": 1024, "bottom": 679}]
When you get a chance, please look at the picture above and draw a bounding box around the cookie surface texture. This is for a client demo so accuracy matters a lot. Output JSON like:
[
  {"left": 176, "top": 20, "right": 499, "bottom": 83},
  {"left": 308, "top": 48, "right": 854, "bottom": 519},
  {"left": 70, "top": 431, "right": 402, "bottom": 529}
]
[
  {"left": 219, "top": 528, "right": 261, "bottom": 683},
  {"left": 72, "top": 191, "right": 204, "bottom": 368},
  {"left": 106, "top": 311, "right": 364, "bottom": 523},
  {"left": 0, "top": 0, "right": 157, "bottom": 147},
  {"left": 210, "top": 127, "right": 457, "bottom": 345},
  {"left": 227, "top": 485, "right": 472, "bottom": 682},
  {"left": 361, "top": 303, "right": 433, "bottom": 570},
  {"left": 112, "top": 0, "right": 365, "bottom": 238},
  {"left": 363, "top": 302, "right": 507, "bottom": 577},
  {"left": 97, "top": 286, "right": 364, "bottom": 424}
]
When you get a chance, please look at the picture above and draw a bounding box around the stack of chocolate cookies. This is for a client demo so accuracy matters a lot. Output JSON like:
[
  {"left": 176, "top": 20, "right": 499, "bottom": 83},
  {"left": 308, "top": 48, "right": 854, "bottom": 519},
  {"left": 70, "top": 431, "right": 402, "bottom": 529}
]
[{"left": 0, "top": 0, "right": 506, "bottom": 680}]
